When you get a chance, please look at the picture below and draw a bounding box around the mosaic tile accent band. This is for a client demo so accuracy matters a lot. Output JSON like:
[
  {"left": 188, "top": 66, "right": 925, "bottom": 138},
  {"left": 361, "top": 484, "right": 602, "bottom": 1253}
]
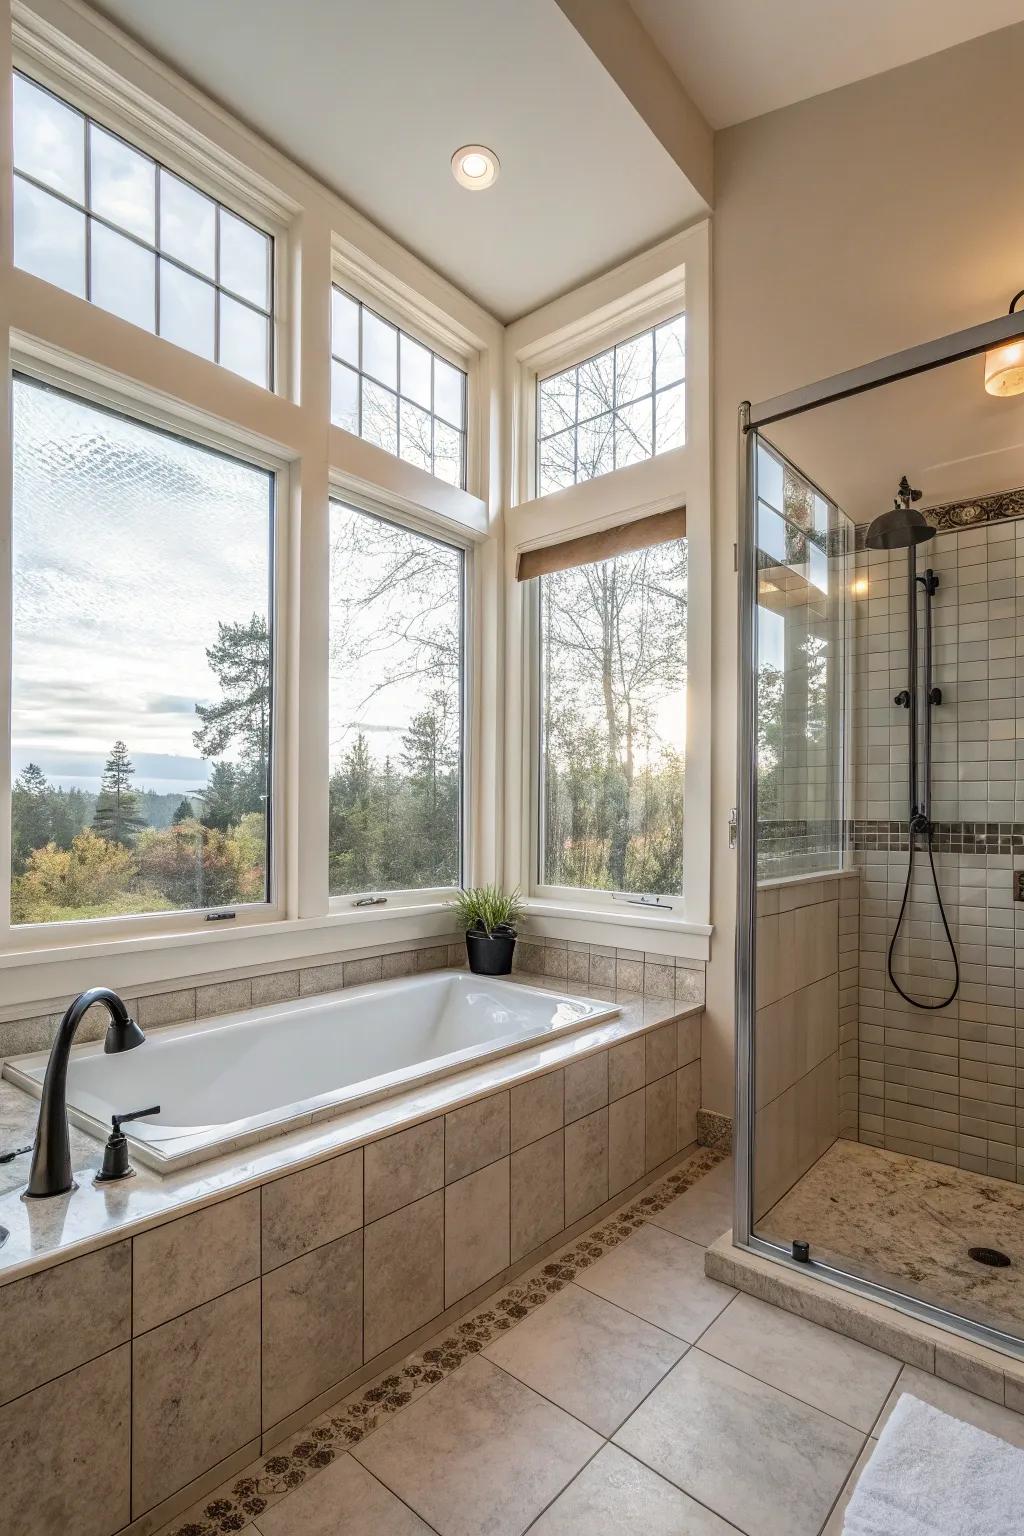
[
  {"left": 850, "top": 820, "right": 1024, "bottom": 855},
  {"left": 852, "top": 483, "right": 1024, "bottom": 548}
]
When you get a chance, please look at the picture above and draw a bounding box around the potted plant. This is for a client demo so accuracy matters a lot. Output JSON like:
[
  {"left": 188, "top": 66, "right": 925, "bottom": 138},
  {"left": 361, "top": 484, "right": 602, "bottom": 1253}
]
[{"left": 451, "top": 885, "right": 525, "bottom": 976}]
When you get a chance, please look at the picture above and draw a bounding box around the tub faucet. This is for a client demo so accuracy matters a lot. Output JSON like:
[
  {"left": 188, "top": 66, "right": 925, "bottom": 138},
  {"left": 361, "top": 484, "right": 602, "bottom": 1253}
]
[{"left": 25, "top": 987, "right": 146, "bottom": 1199}]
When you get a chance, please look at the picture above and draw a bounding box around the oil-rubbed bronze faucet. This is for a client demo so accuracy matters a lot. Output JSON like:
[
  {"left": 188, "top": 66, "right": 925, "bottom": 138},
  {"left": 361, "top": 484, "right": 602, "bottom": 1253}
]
[{"left": 24, "top": 987, "right": 146, "bottom": 1199}]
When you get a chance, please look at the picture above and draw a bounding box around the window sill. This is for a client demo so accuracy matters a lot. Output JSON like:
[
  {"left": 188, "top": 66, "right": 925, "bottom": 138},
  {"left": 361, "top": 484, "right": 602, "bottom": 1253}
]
[
  {"left": 0, "top": 901, "right": 459, "bottom": 1017},
  {"left": 522, "top": 898, "right": 712, "bottom": 962}
]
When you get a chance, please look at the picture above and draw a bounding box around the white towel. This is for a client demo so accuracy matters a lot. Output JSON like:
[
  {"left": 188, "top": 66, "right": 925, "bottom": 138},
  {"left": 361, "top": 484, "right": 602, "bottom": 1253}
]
[{"left": 844, "top": 1392, "right": 1024, "bottom": 1536}]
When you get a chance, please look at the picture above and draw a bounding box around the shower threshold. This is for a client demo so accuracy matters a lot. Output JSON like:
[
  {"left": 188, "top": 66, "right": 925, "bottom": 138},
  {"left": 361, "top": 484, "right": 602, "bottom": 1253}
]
[{"left": 757, "top": 1140, "right": 1024, "bottom": 1343}]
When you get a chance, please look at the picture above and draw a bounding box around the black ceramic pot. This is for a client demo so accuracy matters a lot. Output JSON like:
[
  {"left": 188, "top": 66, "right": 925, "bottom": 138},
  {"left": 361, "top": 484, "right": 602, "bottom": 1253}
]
[{"left": 465, "top": 924, "right": 517, "bottom": 976}]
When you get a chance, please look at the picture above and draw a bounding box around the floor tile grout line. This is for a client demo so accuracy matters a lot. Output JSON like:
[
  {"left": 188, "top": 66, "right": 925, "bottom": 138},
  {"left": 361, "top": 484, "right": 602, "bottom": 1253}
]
[
  {"left": 597, "top": 1438, "right": 750, "bottom": 1536},
  {"left": 517, "top": 1439, "right": 608, "bottom": 1535},
  {"left": 686, "top": 1341, "right": 897, "bottom": 1440},
  {"left": 813, "top": 1429, "right": 872, "bottom": 1536}
]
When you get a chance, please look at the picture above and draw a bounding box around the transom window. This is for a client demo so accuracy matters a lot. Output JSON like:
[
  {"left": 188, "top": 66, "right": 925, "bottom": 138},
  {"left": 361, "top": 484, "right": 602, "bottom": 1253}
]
[
  {"left": 10, "top": 375, "right": 275, "bottom": 926},
  {"left": 331, "top": 286, "right": 467, "bottom": 488},
  {"left": 328, "top": 502, "right": 464, "bottom": 896},
  {"left": 12, "top": 72, "right": 274, "bottom": 389},
  {"left": 536, "top": 315, "right": 685, "bottom": 496}
]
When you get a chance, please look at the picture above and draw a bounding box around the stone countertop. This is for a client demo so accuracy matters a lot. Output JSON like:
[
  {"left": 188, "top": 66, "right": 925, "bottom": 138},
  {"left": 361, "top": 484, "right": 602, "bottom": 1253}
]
[{"left": 0, "top": 973, "right": 699, "bottom": 1287}]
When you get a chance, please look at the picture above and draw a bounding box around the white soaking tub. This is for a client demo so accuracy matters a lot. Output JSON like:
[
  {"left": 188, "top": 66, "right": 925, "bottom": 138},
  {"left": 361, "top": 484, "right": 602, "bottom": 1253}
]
[{"left": 4, "top": 971, "right": 619, "bottom": 1172}]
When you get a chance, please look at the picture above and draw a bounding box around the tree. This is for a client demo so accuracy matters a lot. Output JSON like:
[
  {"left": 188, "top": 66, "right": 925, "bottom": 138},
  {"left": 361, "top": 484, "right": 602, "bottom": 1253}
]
[
  {"left": 92, "top": 741, "right": 147, "bottom": 846},
  {"left": 171, "top": 798, "right": 194, "bottom": 825},
  {"left": 11, "top": 764, "right": 52, "bottom": 872},
  {"left": 193, "top": 614, "right": 271, "bottom": 788},
  {"left": 12, "top": 829, "right": 140, "bottom": 922}
]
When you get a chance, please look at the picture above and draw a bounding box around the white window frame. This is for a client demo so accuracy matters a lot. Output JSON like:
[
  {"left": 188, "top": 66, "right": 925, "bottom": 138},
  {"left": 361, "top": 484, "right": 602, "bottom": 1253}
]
[
  {"left": 503, "top": 224, "right": 713, "bottom": 961},
  {"left": 0, "top": 0, "right": 504, "bottom": 1019}
]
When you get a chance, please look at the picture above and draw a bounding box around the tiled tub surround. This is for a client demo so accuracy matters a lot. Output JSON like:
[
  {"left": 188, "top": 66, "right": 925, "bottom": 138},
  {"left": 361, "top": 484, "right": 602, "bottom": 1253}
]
[
  {"left": 753, "top": 872, "right": 858, "bottom": 1218},
  {"left": 0, "top": 977, "right": 701, "bottom": 1536},
  {"left": 852, "top": 517, "right": 1024, "bottom": 1180}
]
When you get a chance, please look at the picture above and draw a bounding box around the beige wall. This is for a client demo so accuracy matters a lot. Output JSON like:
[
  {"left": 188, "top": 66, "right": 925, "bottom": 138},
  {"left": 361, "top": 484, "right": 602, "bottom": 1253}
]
[{"left": 703, "top": 21, "right": 1024, "bottom": 1115}]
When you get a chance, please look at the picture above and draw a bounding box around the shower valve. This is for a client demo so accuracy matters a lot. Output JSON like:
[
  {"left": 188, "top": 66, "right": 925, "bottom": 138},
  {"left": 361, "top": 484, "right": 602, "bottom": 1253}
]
[{"left": 894, "top": 689, "right": 911, "bottom": 708}]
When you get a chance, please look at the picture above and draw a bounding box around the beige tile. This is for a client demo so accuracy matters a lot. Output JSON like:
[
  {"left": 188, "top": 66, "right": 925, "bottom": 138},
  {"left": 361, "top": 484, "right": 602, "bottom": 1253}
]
[
  {"left": 132, "top": 1281, "right": 261, "bottom": 1514},
  {"left": 445, "top": 1092, "right": 509, "bottom": 1181},
  {"left": 675, "top": 967, "right": 705, "bottom": 1005},
  {"left": 935, "top": 1337, "right": 1006, "bottom": 1406},
  {"left": 196, "top": 978, "right": 252, "bottom": 1017},
  {"left": 875, "top": 1366, "right": 1024, "bottom": 1448},
  {"left": 821, "top": 1443, "right": 873, "bottom": 1536},
  {"left": 648, "top": 1156, "right": 732, "bottom": 1247},
  {"left": 300, "top": 962, "right": 346, "bottom": 997},
  {"left": 614, "top": 1350, "right": 862, "bottom": 1536},
  {"left": 589, "top": 952, "right": 615, "bottom": 988},
  {"left": 676, "top": 1060, "right": 700, "bottom": 1149},
  {"left": 363, "top": 1191, "right": 444, "bottom": 1360},
  {"left": 364, "top": 1119, "right": 443, "bottom": 1223},
  {"left": 564, "top": 1050, "right": 608, "bottom": 1122},
  {"left": 353, "top": 1354, "right": 600, "bottom": 1536},
  {"left": 484, "top": 1281, "right": 685, "bottom": 1435},
  {"left": 645, "top": 1075, "right": 676, "bottom": 1169},
  {"left": 133, "top": 1191, "right": 260, "bottom": 1334},
  {"left": 541, "top": 944, "right": 569, "bottom": 980},
  {"left": 564, "top": 1105, "right": 608, "bottom": 1224},
  {"left": 254, "top": 1451, "right": 432, "bottom": 1534},
  {"left": 0, "top": 1240, "right": 130, "bottom": 1407},
  {"left": 510, "top": 1069, "right": 563, "bottom": 1150},
  {"left": 262, "top": 1230, "right": 363, "bottom": 1429},
  {"left": 576, "top": 1223, "right": 734, "bottom": 1342},
  {"left": 252, "top": 970, "right": 300, "bottom": 1006},
  {"left": 0, "top": 1345, "right": 130, "bottom": 1536},
  {"left": 414, "top": 945, "right": 448, "bottom": 971},
  {"left": 616, "top": 958, "right": 644, "bottom": 992},
  {"left": 511, "top": 1128, "right": 564, "bottom": 1262},
  {"left": 531, "top": 1443, "right": 736, "bottom": 1536},
  {"left": 646, "top": 1023, "right": 676, "bottom": 1083},
  {"left": 261, "top": 1149, "right": 362, "bottom": 1271},
  {"left": 608, "top": 1087, "right": 645, "bottom": 1195},
  {"left": 608, "top": 1036, "right": 645, "bottom": 1101},
  {"left": 445, "top": 1157, "right": 510, "bottom": 1307},
  {"left": 344, "top": 955, "right": 383, "bottom": 987},
  {"left": 137, "top": 988, "right": 195, "bottom": 1027},
  {"left": 699, "top": 1293, "right": 899, "bottom": 1432},
  {"left": 381, "top": 950, "right": 417, "bottom": 979},
  {"left": 677, "top": 1013, "right": 700, "bottom": 1067},
  {"left": 643, "top": 963, "right": 676, "bottom": 1000}
]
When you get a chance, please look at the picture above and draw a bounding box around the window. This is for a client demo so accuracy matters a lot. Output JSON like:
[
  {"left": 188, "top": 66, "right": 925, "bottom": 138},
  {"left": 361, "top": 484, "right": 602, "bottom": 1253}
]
[
  {"left": 10, "top": 376, "right": 275, "bottom": 925},
  {"left": 537, "top": 533, "right": 687, "bottom": 897},
  {"left": 331, "top": 286, "right": 467, "bottom": 487},
  {"left": 12, "top": 73, "right": 274, "bottom": 388},
  {"left": 328, "top": 503, "right": 464, "bottom": 895},
  {"left": 536, "top": 315, "right": 685, "bottom": 496}
]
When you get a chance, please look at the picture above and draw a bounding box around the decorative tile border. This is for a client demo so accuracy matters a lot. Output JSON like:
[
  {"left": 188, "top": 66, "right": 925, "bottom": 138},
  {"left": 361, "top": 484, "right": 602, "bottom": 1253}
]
[
  {"left": 163, "top": 1144, "right": 726, "bottom": 1536},
  {"left": 851, "top": 819, "right": 1024, "bottom": 855},
  {"left": 697, "top": 1109, "right": 732, "bottom": 1151},
  {"left": 852, "top": 484, "right": 1024, "bottom": 548}
]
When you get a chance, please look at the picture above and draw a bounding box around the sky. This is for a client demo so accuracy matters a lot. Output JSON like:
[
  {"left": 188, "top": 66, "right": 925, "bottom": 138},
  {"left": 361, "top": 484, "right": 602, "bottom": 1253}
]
[{"left": 12, "top": 377, "right": 272, "bottom": 795}]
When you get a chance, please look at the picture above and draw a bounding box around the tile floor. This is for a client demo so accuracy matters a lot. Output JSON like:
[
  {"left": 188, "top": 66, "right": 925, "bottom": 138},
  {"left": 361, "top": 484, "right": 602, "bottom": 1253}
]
[
  {"left": 758, "top": 1138, "right": 1024, "bottom": 1338},
  {"left": 164, "top": 1151, "right": 1024, "bottom": 1536}
]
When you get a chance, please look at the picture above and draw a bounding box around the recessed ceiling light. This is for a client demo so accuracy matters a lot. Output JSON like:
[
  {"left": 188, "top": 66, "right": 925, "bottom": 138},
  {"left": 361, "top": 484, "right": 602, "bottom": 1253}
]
[{"left": 451, "top": 144, "right": 499, "bottom": 191}]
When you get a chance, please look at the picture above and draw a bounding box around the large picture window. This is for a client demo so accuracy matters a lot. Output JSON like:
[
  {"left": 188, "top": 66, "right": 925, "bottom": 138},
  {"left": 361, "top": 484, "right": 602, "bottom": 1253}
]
[
  {"left": 331, "top": 286, "right": 467, "bottom": 487},
  {"left": 10, "top": 376, "right": 275, "bottom": 925},
  {"left": 537, "top": 530, "right": 687, "bottom": 898},
  {"left": 328, "top": 502, "right": 464, "bottom": 896},
  {"left": 536, "top": 315, "right": 685, "bottom": 496},
  {"left": 12, "top": 73, "right": 274, "bottom": 388}
]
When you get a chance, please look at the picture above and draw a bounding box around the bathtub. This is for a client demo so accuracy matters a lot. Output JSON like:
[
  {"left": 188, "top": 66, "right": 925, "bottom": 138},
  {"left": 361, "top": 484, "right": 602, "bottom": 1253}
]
[{"left": 4, "top": 971, "right": 619, "bottom": 1172}]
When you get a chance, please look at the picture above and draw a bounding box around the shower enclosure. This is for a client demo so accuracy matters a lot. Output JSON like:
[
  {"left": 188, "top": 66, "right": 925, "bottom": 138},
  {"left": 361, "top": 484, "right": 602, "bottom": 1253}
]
[{"left": 735, "top": 307, "right": 1024, "bottom": 1357}]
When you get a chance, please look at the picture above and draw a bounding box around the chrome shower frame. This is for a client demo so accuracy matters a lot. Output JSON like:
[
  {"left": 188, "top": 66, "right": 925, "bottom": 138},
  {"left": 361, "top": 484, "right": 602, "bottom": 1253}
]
[{"left": 734, "top": 306, "right": 1024, "bottom": 1358}]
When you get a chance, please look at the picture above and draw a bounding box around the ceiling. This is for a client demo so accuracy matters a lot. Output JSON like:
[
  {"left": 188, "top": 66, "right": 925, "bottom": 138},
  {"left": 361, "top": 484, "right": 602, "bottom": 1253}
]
[
  {"left": 93, "top": 0, "right": 704, "bottom": 322},
  {"left": 628, "top": 0, "right": 1024, "bottom": 128},
  {"left": 766, "top": 354, "right": 1024, "bottom": 525}
]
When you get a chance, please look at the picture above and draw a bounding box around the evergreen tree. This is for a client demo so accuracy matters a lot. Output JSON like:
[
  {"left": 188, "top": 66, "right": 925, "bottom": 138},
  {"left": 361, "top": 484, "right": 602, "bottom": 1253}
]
[
  {"left": 171, "top": 798, "right": 194, "bottom": 825},
  {"left": 11, "top": 764, "right": 53, "bottom": 872},
  {"left": 193, "top": 614, "right": 271, "bottom": 787},
  {"left": 92, "top": 741, "right": 147, "bottom": 846}
]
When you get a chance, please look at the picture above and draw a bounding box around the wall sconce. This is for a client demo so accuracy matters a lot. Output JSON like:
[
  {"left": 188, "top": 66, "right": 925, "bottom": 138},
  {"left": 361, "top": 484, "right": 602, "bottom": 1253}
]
[{"left": 984, "top": 289, "right": 1024, "bottom": 397}]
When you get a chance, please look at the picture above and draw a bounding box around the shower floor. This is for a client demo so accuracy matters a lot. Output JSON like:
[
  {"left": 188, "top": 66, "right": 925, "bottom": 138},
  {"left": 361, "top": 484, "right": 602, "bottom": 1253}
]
[{"left": 758, "top": 1139, "right": 1024, "bottom": 1340}]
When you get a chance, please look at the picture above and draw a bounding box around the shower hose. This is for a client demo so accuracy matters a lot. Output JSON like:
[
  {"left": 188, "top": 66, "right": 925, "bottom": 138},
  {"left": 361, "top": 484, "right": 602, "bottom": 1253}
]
[{"left": 886, "top": 818, "right": 960, "bottom": 1010}]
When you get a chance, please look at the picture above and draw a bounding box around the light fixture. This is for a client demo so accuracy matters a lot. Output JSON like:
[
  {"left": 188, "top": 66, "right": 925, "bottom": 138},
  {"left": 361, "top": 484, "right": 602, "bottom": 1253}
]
[
  {"left": 984, "top": 289, "right": 1024, "bottom": 397},
  {"left": 451, "top": 144, "right": 499, "bottom": 191}
]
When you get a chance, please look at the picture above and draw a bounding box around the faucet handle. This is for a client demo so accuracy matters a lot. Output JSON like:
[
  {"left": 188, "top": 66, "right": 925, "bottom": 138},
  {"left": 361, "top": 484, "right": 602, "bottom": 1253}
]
[{"left": 111, "top": 1105, "right": 160, "bottom": 1135}]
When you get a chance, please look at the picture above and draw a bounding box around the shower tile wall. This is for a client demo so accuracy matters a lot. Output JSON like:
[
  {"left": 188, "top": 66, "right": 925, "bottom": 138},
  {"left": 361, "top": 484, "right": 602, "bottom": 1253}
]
[{"left": 852, "top": 517, "right": 1024, "bottom": 1181}]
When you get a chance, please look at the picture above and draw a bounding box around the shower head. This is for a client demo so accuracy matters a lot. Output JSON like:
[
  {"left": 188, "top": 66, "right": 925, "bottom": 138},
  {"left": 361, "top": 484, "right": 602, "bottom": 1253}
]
[
  {"left": 864, "top": 479, "right": 933, "bottom": 550},
  {"left": 863, "top": 503, "right": 935, "bottom": 549}
]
